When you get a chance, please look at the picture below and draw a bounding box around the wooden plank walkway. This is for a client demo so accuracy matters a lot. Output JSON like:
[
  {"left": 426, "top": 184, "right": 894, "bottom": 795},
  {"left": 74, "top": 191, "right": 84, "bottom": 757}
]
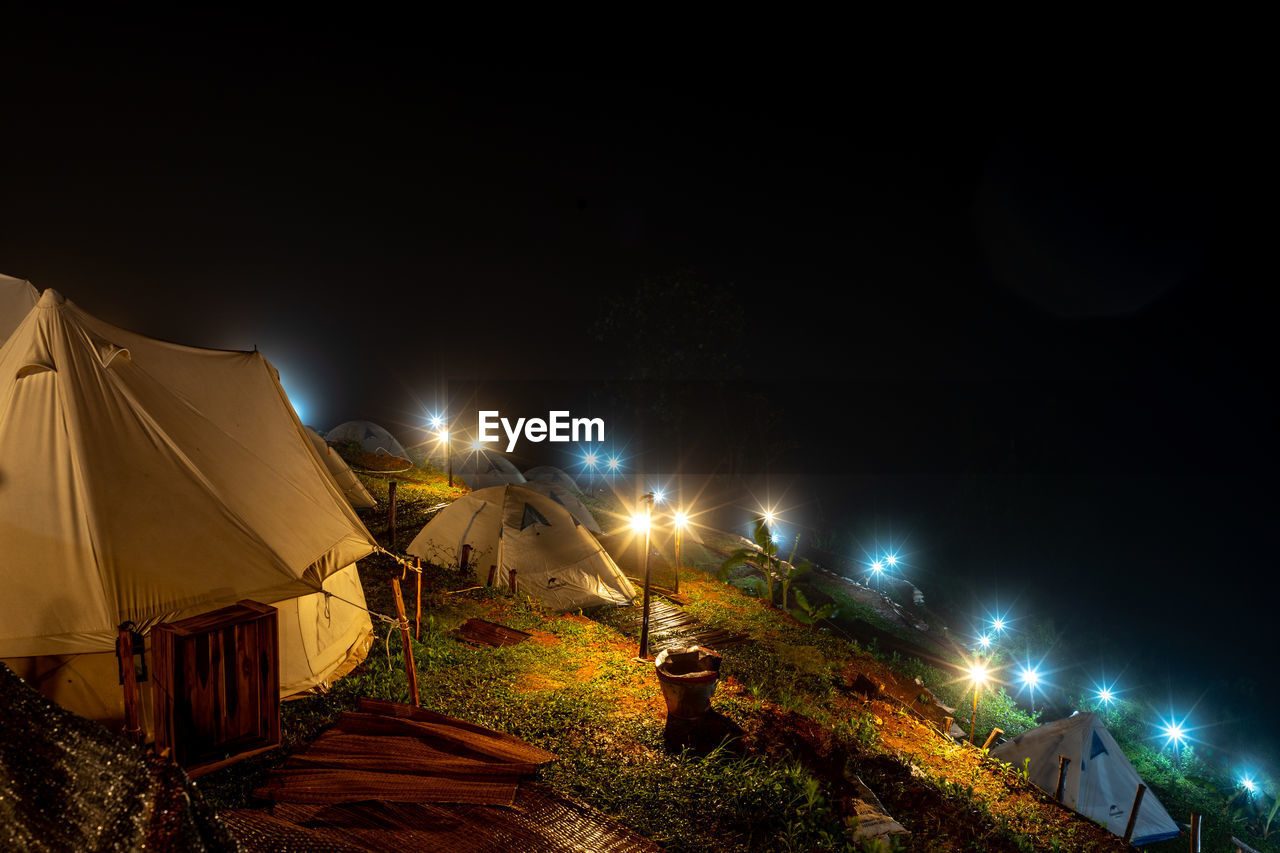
[{"left": 606, "top": 598, "right": 748, "bottom": 652}]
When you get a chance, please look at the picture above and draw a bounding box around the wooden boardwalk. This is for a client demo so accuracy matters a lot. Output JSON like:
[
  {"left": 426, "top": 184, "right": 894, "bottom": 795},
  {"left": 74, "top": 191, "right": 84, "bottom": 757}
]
[{"left": 607, "top": 598, "right": 748, "bottom": 653}]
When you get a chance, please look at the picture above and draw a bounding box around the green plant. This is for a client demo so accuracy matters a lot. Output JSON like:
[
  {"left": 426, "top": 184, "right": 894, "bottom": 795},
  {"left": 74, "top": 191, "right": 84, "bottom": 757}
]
[
  {"left": 718, "top": 517, "right": 782, "bottom": 605},
  {"left": 791, "top": 587, "right": 837, "bottom": 627}
]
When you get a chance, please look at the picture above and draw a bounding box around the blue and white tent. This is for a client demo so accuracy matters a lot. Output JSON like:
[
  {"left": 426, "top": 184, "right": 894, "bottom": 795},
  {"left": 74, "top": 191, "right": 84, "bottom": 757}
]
[{"left": 990, "top": 712, "right": 1180, "bottom": 845}]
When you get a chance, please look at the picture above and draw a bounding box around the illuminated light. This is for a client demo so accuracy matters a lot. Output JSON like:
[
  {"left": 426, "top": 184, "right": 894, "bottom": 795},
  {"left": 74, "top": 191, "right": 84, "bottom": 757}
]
[
  {"left": 429, "top": 415, "right": 443, "bottom": 429},
  {"left": 871, "top": 560, "right": 885, "bottom": 574},
  {"left": 630, "top": 513, "right": 650, "bottom": 533},
  {"left": 438, "top": 429, "right": 450, "bottom": 442},
  {"left": 992, "top": 618, "right": 1006, "bottom": 634},
  {"left": 763, "top": 510, "right": 775, "bottom": 525},
  {"left": 1161, "top": 720, "right": 1187, "bottom": 747},
  {"left": 673, "top": 511, "right": 688, "bottom": 528},
  {"left": 1020, "top": 667, "right": 1040, "bottom": 688},
  {"left": 977, "top": 634, "right": 992, "bottom": 649},
  {"left": 606, "top": 456, "right": 621, "bottom": 471},
  {"left": 469, "top": 439, "right": 483, "bottom": 452},
  {"left": 771, "top": 532, "right": 783, "bottom": 544},
  {"left": 583, "top": 452, "right": 598, "bottom": 468},
  {"left": 1097, "top": 687, "right": 1114, "bottom": 705},
  {"left": 1242, "top": 776, "right": 1257, "bottom": 793},
  {"left": 652, "top": 489, "right": 665, "bottom": 504},
  {"left": 969, "top": 663, "right": 989, "bottom": 685},
  {"left": 885, "top": 554, "right": 898, "bottom": 567}
]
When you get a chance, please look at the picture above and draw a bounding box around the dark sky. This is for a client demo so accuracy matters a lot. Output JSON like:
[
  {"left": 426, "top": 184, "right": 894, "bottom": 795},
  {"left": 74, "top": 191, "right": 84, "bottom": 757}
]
[{"left": 3, "top": 19, "right": 1274, "bottom": 765}]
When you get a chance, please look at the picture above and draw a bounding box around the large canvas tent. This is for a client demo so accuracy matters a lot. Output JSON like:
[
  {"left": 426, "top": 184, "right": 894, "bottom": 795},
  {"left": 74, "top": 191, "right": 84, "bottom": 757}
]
[
  {"left": 406, "top": 484, "right": 634, "bottom": 611},
  {"left": 523, "top": 465, "right": 584, "bottom": 494},
  {"left": 519, "top": 480, "right": 603, "bottom": 534},
  {"left": 990, "top": 713, "right": 1180, "bottom": 845},
  {"left": 0, "top": 283, "right": 380, "bottom": 732}
]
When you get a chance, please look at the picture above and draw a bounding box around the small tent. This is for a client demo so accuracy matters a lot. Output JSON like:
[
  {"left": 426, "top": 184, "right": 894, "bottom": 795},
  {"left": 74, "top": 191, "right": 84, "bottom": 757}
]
[
  {"left": 406, "top": 484, "right": 634, "bottom": 610},
  {"left": 326, "top": 419, "right": 413, "bottom": 461},
  {"left": 990, "top": 713, "right": 1180, "bottom": 845},
  {"left": 306, "top": 426, "right": 377, "bottom": 508},
  {"left": 0, "top": 284, "right": 379, "bottom": 733},
  {"left": 523, "top": 465, "right": 584, "bottom": 494},
  {"left": 518, "top": 480, "right": 602, "bottom": 534},
  {"left": 452, "top": 449, "right": 526, "bottom": 490}
]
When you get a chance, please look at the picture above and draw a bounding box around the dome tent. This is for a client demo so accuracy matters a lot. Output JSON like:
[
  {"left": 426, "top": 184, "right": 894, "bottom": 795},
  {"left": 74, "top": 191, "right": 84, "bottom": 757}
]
[
  {"left": 326, "top": 419, "right": 413, "bottom": 461},
  {"left": 990, "top": 713, "right": 1180, "bottom": 845},
  {"left": 523, "top": 465, "right": 584, "bottom": 494},
  {"left": 0, "top": 280, "right": 379, "bottom": 733},
  {"left": 306, "top": 426, "right": 377, "bottom": 508},
  {"left": 519, "top": 479, "right": 603, "bottom": 534},
  {"left": 406, "top": 484, "right": 634, "bottom": 611}
]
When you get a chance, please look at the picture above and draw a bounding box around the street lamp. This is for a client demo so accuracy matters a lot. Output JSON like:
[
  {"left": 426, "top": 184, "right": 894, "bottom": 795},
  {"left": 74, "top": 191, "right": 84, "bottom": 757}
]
[
  {"left": 438, "top": 428, "right": 452, "bottom": 487},
  {"left": 672, "top": 509, "right": 688, "bottom": 594},
  {"left": 635, "top": 492, "right": 655, "bottom": 659},
  {"left": 1020, "top": 666, "right": 1041, "bottom": 714},
  {"left": 969, "top": 661, "right": 989, "bottom": 745}
]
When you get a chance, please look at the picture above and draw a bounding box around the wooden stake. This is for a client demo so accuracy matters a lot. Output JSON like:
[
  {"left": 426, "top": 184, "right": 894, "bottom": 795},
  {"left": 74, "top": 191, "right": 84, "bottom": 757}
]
[
  {"left": 415, "top": 557, "right": 422, "bottom": 640},
  {"left": 390, "top": 577, "right": 419, "bottom": 707},
  {"left": 1054, "top": 755, "right": 1071, "bottom": 801},
  {"left": 982, "top": 727, "right": 1004, "bottom": 751},
  {"left": 116, "top": 624, "right": 144, "bottom": 746},
  {"left": 387, "top": 480, "right": 398, "bottom": 550},
  {"left": 508, "top": 568, "right": 518, "bottom": 595},
  {"left": 1190, "top": 812, "right": 1201, "bottom": 852},
  {"left": 1122, "top": 784, "right": 1146, "bottom": 843},
  {"left": 487, "top": 564, "right": 497, "bottom": 587}
]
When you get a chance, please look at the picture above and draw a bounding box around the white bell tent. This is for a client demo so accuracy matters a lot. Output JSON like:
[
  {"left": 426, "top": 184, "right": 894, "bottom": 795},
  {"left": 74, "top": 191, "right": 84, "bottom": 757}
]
[
  {"left": 0, "top": 282, "right": 380, "bottom": 732},
  {"left": 306, "top": 426, "right": 377, "bottom": 508},
  {"left": 406, "top": 484, "right": 634, "bottom": 611},
  {"left": 326, "top": 419, "right": 412, "bottom": 461}
]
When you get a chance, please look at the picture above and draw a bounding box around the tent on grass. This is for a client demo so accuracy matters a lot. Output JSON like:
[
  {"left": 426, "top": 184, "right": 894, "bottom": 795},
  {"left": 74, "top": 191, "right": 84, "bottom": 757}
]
[
  {"left": 518, "top": 480, "right": 603, "bottom": 534},
  {"left": 406, "top": 484, "right": 634, "bottom": 611},
  {"left": 990, "top": 712, "right": 1180, "bottom": 845},
  {"left": 326, "top": 419, "right": 412, "bottom": 462},
  {"left": 451, "top": 449, "right": 526, "bottom": 490},
  {"left": 306, "top": 426, "right": 377, "bottom": 508},
  {"left": 523, "top": 465, "right": 584, "bottom": 494},
  {"left": 0, "top": 284, "right": 380, "bottom": 734}
]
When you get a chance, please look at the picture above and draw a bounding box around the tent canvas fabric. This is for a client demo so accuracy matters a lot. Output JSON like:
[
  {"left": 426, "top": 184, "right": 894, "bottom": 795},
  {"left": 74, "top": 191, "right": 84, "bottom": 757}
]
[
  {"left": 326, "top": 419, "right": 412, "bottom": 461},
  {"left": 306, "top": 427, "right": 377, "bottom": 508},
  {"left": 989, "top": 713, "right": 1180, "bottom": 845},
  {"left": 523, "top": 465, "right": 584, "bottom": 494},
  {"left": 406, "top": 484, "right": 634, "bottom": 611},
  {"left": 518, "top": 480, "right": 603, "bottom": 534},
  {"left": 453, "top": 450, "right": 526, "bottom": 490},
  {"left": 0, "top": 286, "right": 379, "bottom": 731}
]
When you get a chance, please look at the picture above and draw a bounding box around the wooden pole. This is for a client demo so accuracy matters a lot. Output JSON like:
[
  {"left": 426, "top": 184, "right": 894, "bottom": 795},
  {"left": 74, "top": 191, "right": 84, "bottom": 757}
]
[
  {"left": 637, "top": 493, "right": 655, "bottom": 659},
  {"left": 387, "top": 480, "right": 397, "bottom": 550},
  {"left": 1190, "top": 812, "right": 1201, "bottom": 852},
  {"left": 1054, "top": 755, "right": 1071, "bottom": 801},
  {"left": 116, "top": 624, "right": 144, "bottom": 746},
  {"left": 487, "top": 564, "right": 497, "bottom": 587},
  {"left": 1122, "top": 784, "right": 1146, "bottom": 844},
  {"left": 969, "top": 685, "right": 979, "bottom": 744},
  {"left": 982, "top": 727, "right": 1004, "bottom": 751},
  {"left": 508, "top": 568, "right": 518, "bottom": 596},
  {"left": 415, "top": 557, "right": 422, "bottom": 640},
  {"left": 390, "top": 577, "right": 419, "bottom": 707},
  {"left": 673, "top": 520, "right": 681, "bottom": 594}
]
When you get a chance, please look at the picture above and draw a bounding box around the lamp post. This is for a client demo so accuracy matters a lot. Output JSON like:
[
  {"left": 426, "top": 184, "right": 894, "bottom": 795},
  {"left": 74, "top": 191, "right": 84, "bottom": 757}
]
[
  {"left": 636, "top": 492, "right": 655, "bottom": 659},
  {"left": 672, "top": 510, "right": 687, "bottom": 594},
  {"left": 969, "top": 661, "right": 989, "bottom": 745}
]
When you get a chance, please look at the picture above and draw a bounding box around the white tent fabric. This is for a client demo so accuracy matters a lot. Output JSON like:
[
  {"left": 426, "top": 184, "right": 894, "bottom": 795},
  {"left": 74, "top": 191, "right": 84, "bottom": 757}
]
[
  {"left": 306, "top": 427, "right": 377, "bottom": 508},
  {"left": 453, "top": 450, "right": 526, "bottom": 490},
  {"left": 989, "top": 713, "right": 1180, "bottom": 845},
  {"left": 0, "top": 286, "right": 378, "bottom": 728},
  {"left": 523, "top": 465, "right": 584, "bottom": 494},
  {"left": 406, "top": 484, "right": 634, "bottom": 611},
  {"left": 518, "top": 480, "right": 602, "bottom": 534},
  {"left": 326, "top": 419, "right": 412, "bottom": 461}
]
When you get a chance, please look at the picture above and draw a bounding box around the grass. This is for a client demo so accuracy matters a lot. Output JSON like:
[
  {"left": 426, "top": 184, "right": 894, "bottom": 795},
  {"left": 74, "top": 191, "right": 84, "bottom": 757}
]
[{"left": 195, "top": 461, "right": 1266, "bottom": 851}]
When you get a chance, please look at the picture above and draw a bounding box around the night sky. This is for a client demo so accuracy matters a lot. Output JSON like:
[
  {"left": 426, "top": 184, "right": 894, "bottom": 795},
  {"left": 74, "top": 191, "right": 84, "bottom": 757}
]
[{"left": 4, "top": 19, "right": 1274, "bottom": 765}]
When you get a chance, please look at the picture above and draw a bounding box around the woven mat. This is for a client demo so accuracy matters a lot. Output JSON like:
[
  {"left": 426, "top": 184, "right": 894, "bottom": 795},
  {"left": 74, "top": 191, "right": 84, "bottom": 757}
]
[{"left": 225, "top": 783, "right": 661, "bottom": 852}]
